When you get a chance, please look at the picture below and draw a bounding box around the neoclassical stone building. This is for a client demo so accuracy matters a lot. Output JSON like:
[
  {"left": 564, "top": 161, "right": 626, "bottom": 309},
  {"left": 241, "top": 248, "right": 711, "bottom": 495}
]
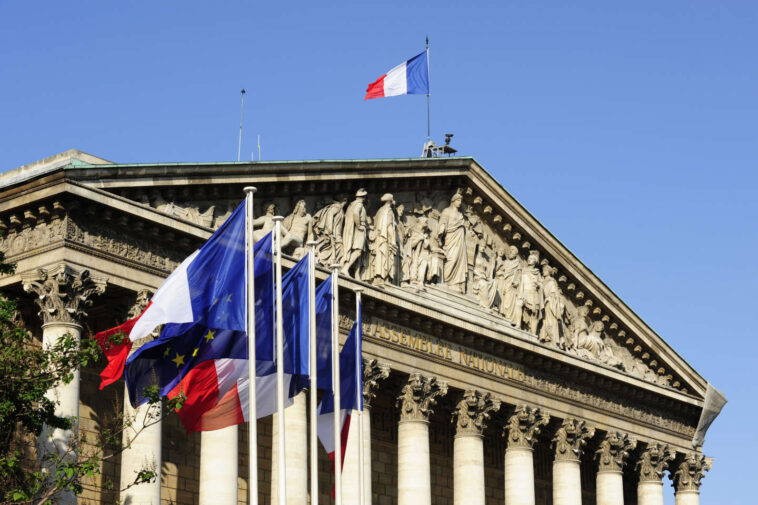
[{"left": 0, "top": 150, "right": 719, "bottom": 505}]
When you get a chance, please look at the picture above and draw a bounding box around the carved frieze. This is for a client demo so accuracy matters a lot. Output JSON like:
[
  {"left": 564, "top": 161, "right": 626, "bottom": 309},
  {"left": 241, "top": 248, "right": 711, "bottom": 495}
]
[
  {"left": 22, "top": 264, "right": 106, "bottom": 325},
  {"left": 552, "top": 418, "right": 595, "bottom": 461},
  {"left": 672, "top": 452, "right": 710, "bottom": 493},
  {"left": 397, "top": 372, "right": 448, "bottom": 422},
  {"left": 452, "top": 389, "right": 500, "bottom": 437},
  {"left": 595, "top": 431, "right": 637, "bottom": 472},
  {"left": 362, "top": 359, "right": 390, "bottom": 409},
  {"left": 503, "top": 405, "right": 550, "bottom": 449},
  {"left": 636, "top": 442, "right": 675, "bottom": 483}
]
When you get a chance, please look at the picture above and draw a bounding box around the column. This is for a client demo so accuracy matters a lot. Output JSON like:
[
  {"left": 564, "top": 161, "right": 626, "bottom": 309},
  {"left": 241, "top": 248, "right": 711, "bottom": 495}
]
[
  {"left": 594, "top": 432, "right": 636, "bottom": 505},
  {"left": 671, "top": 453, "right": 710, "bottom": 505},
  {"left": 200, "top": 426, "right": 239, "bottom": 505},
  {"left": 503, "top": 405, "right": 550, "bottom": 505},
  {"left": 452, "top": 390, "right": 500, "bottom": 505},
  {"left": 23, "top": 265, "right": 106, "bottom": 505},
  {"left": 343, "top": 359, "right": 390, "bottom": 505},
  {"left": 551, "top": 418, "right": 595, "bottom": 505},
  {"left": 397, "top": 373, "right": 448, "bottom": 505},
  {"left": 119, "top": 289, "right": 163, "bottom": 505},
  {"left": 271, "top": 391, "right": 308, "bottom": 505},
  {"left": 635, "top": 442, "right": 675, "bottom": 505}
]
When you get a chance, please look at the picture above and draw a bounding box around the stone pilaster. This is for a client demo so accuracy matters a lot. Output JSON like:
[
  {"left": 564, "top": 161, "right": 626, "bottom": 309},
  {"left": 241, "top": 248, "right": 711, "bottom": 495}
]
[
  {"left": 22, "top": 265, "right": 106, "bottom": 505},
  {"left": 396, "top": 373, "right": 448, "bottom": 505},
  {"left": 551, "top": 418, "right": 595, "bottom": 505},
  {"left": 452, "top": 390, "right": 500, "bottom": 505},
  {"left": 503, "top": 405, "right": 550, "bottom": 505},
  {"left": 595, "top": 432, "right": 636, "bottom": 505},
  {"left": 635, "top": 442, "right": 675, "bottom": 505},
  {"left": 671, "top": 453, "right": 710, "bottom": 505}
]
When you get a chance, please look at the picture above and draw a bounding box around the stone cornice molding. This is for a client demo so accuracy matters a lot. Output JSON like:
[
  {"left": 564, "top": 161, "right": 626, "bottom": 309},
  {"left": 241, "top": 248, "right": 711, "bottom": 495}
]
[
  {"left": 452, "top": 389, "right": 500, "bottom": 437},
  {"left": 362, "top": 359, "right": 390, "bottom": 409},
  {"left": 672, "top": 452, "right": 710, "bottom": 493},
  {"left": 636, "top": 442, "right": 675, "bottom": 483},
  {"left": 22, "top": 264, "right": 106, "bottom": 326},
  {"left": 595, "top": 431, "right": 637, "bottom": 472},
  {"left": 503, "top": 404, "right": 550, "bottom": 450},
  {"left": 396, "top": 372, "right": 448, "bottom": 423},
  {"left": 552, "top": 418, "right": 595, "bottom": 462}
]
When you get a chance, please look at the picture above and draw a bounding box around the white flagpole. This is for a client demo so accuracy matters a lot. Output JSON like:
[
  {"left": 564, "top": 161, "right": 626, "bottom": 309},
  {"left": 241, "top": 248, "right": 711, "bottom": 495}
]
[
  {"left": 307, "top": 241, "right": 318, "bottom": 505},
  {"left": 330, "top": 264, "right": 343, "bottom": 505},
  {"left": 355, "top": 288, "right": 365, "bottom": 505},
  {"left": 273, "top": 216, "right": 287, "bottom": 505},
  {"left": 244, "top": 187, "right": 259, "bottom": 505}
]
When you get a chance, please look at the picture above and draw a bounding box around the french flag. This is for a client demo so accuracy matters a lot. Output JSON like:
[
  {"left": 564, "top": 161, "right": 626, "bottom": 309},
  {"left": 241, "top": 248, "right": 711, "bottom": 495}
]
[{"left": 365, "top": 50, "right": 429, "bottom": 100}]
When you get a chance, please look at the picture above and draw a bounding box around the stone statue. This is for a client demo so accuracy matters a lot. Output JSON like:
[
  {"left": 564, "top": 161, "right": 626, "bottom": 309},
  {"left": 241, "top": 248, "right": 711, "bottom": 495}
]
[
  {"left": 436, "top": 191, "right": 468, "bottom": 293},
  {"left": 341, "top": 189, "right": 368, "bottom": 278},
  {"left": 253, "top": 202, "right": 277, "bottom": 242},
  {"left": 371, "top": 193, "right": 399, "bottom": 286},
  {"left": 473, "top": 253, "right": 497, "bottom": 309},
  {"left": 495, "top": 245, "right": 522, "bottom": 325},
  {"left": 577, "top": 321, "right": 622, "bottom": 367},
  {"left": 312, "top": 197, "right": 347, "bottom": 265},
  {"left": 539, "top": 265, "right": 566, "bottom": 347},
  {"left": 405, "top": 216, "right": 432, "bottom": 287},
  {"left": 518, "top": 250, "right": 543, "bottom": 333},
  {"left": 281, "top": 199, "right": 313, "bottom": 258},
  {"left": 395, "top": 204, "right": 408, "bottom": 283},
  {"left": 567, "top": 304, "right": 590, "bottom": 351}
]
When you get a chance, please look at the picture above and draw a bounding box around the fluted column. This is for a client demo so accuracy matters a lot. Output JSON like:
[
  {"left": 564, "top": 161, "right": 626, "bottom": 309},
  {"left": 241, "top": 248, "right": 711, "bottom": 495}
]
[
  {"left": 200, "top": 426, "right": 239, "bottom": 505},
  {"left": 635, "top": 442, "right": 675, "bottom": 505},
  {"left": 452, "top": 390, "right": 500, "bottom": 505},
  {"left": 552, "top": 418, "right": 595, "bottom": 505},
  {"left": 671, "top": 453, "right": 710, "bottom": 505},
  {"left": 396, "top": 373, "right": 448, "bottom": 505},
  {"left": 595, "top": 432, "right": 636, "bottom": 505},
  {"left": 343, "top": 360, "right": 390, "bottom": 505},
  {"left": 503, "top": 405, "right": 550, "bottom": 505},
  {"left": 271, "top": 392, "right": 308, "bottom": 505},
  {"left": 23, "top": 265, "right": 106, "bottom": 505}
]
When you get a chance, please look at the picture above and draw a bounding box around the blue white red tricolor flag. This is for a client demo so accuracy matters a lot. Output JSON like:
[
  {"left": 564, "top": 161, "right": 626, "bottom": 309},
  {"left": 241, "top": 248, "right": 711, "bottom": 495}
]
[{"left": 365, "top": 50, "right": 429, "bottom": 100}]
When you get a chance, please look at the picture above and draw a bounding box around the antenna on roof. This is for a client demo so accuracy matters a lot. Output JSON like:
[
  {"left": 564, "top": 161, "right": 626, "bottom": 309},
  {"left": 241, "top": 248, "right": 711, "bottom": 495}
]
[{"left": 237, "top": 89, "right": 246, "bottom": 162}]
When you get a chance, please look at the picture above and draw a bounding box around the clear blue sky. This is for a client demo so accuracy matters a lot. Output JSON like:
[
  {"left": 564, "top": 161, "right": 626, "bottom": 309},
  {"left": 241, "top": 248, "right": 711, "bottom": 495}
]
[{"left": 1, "top": 1, "right": 756, "bottom": 502}]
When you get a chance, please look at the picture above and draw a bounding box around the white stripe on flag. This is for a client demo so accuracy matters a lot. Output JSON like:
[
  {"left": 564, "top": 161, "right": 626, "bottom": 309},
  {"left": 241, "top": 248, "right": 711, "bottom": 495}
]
[{"left": 383, "top": 61, "right": 408, "bottom": 97}]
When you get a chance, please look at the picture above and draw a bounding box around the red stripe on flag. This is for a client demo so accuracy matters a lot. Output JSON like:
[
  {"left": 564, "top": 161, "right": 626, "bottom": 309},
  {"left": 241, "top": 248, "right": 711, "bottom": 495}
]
[
  {"left": 94, "top": 317, "right": 137, "bottom": 390},
  {"left": 328, "top": 413, "right": 353, "bottom": 498},
  {"left": 365, "top": 75, "right": 386, "bottom": 100},
  {"left": 168, "top": 360, "right": 222, "bottom": 432}
]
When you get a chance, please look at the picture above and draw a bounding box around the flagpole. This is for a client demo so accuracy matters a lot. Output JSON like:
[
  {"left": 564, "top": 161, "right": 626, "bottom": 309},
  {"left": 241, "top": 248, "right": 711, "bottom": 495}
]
[
  {"left": 244, "top": 187, "right": 259, "bottom": 505},
  {"left": 425, "top": 36, "right": 431, "bottom": 142},
  {"left": 307, "top": 241, "right": 318, "bottom": 505},
  {"left": 355, "top": 288, "right": 365, "bottom": 505},
  {"left": 273, "top": 216, "right": 287, "bottom": 505},
  {"left": 330, "top": 263, "right": 343, "bottom": 505},
  {"left": 238, "top": 89, "right": 246, "bottom": 162}
]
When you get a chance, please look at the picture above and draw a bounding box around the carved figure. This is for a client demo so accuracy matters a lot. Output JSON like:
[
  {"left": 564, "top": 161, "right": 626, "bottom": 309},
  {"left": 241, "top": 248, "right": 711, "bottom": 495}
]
[
  {"left": 341, "top": 189, "right": 369, "bottom": 278},
  {"left": 405, "top": 216, "right": 432, "bottom": 287},
  {"left": 371, "top": 194, "right": 398, "bottom": 285},
  {"left": 312, "top": 197, "right": 347, "bottom": 265},
  {"left": 281, "top": 199, "right": 313, "bottom": 258},
  {"left": 473, "top": 253, "right": 497, "bottom": 309},
  {"left": 436, "top": 192, "right": 468, "bottom": 293},
  {"left": 518, "top": 250, "right": 543, "bottom": 333},
  {"left": 568, "top": 304, "right": 590, "bottom": 351},
  {"left": 539, "top": 265, "right": 565, "bottom": 347},
  {"left": 495, "top": 245, "right": 522, "bottom": 325},
  {"left": 577, "top": 321, "right": 622, "bottom": 368},
  {"left": 395, "top": 204, "right": 408, "bottom": 283},
  {"left": 253, "top": 203, "right": 277, "bottom": 242}
]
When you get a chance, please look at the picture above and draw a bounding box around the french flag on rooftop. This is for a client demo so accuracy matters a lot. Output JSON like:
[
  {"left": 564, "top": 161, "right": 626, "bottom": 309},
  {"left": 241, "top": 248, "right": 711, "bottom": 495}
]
[{"left": 365, "top": 50, "right": 429, "bottom": 100}]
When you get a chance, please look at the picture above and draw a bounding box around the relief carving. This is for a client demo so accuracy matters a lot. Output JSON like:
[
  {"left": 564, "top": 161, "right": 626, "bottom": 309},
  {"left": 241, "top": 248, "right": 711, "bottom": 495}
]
[
  {"left": 362, "top": 359, "right": 390, "bottom": 409},
  {"left": 595, "top": 431, "right": 637, "bottom": 472},
  {"left": 452, "top": 389, "right": 500, "bottom": 436},
  {"left": 552, "top": 418, "right": 595, "bottom": 461},
  {"left": 636, "top": 442, "right": 675, "bottom": 482},
  {"left": 503, "top": 404, "right": 550, "bottom": 449},
  {"left": 281, "top": 199, "right": 313, "bottom": 258},
  {"left": 435, "top": 191, "right": 468, "bottom": 293},
  {"left": 341, "top": 189, "right": 369, "bottom": 278},
  {"left": 396, "top": 372, "right": 448, "bottom": 422},
  {"left": 22, "top": 264, "right": 107, "bottom": 325},
  {"left": 370, "top": 194, "right": 399, "bottom": 286},
  {"left": 672, "top": 453, "right": 710, "bottom": 493}
]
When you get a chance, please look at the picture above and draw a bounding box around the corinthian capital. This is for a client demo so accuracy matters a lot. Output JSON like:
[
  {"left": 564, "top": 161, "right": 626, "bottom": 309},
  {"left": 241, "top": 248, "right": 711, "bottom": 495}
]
[
  {"left": 362, "top": 359, "right": 390, "bottom": 409},
  {"left": 396, "top": 373, "right": 448, "bottom": 422},
  {"left": 127, "top": 289, "right": 152, "bottom": 320},
  {"left": 552, "top": 418, "right": 595, "bottom": 461},
  {"left": 636, "top": 442, "right": 675, "bottom": 482},
  {"left": 672, "top": 453, "right": 711, "bottom": 493},
  {"left": 22, "top": 264, "right": 107, "bottom": 326},
  {"left": 504, "top": 405, "right": 550, "bottom": 449},
  {"left": 596, "top": 431, "right": 637, "bottom": 472},
  {"left": 452, "top": 390, "right": 500, "bottom": 436}
]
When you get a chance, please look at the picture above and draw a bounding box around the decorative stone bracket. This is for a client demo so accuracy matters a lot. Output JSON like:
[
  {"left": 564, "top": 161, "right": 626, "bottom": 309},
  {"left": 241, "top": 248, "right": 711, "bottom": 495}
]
[
  {"left": 22, "top": 264, "right": 107, "bottom": 326},
  {"left": 397, "top": 372, "right": 448, "bottom": 422},
  {"left": 452, "top": 389, "right": 501, "bottom": 436}
]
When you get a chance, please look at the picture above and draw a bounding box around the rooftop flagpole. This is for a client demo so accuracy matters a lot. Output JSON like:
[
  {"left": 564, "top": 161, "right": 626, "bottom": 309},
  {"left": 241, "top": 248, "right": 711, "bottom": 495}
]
[
  {"left": 238, "top": 89, "right": 246, "bottom": 162},
  {"left": 273, "top": 216, "right": 287, "bottom": 505},
  {"left": 307, "top": 240, "right": 319, "bottom": 505},
  {"left": 426, "top": 37, "right": 431, "bottom": 142},
  {"left": 244, "top": 186, "right": 259, "bottom": 505}
]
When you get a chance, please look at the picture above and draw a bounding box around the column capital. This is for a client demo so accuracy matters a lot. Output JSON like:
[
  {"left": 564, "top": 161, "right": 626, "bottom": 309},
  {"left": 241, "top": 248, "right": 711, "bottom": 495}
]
[
  {"left": 503, "top": 404, "right": 550, "bottom": 450},
  {"left": 672, "top": 452, "right": 711, "bottom": 493},
  {"left": 596, "top": 431, "right": 637, "bottom": 472},
  {"left": 635, "top": 442, "right": 675, "bottom": 483},
  {"left": 22, "top": 264, "right": 107, "bottom": 326},
  {"left": 552, "top": 417, "right": 595, "bottom": 462},
  {"left": 396, "top": 372, "right": 448, "bottom": 422},
  {"left": 452, "top": 389, "right": 500, "bottom": 437},
  {"left": 362, "top": 359, "right": 390, "bottom": 409}
]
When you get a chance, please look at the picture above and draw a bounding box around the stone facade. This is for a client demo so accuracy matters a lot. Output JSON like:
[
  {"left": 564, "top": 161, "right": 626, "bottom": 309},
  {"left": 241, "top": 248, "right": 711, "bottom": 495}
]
[{"left": 0, "top": 151, "right": 719, "bottom": 505}]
